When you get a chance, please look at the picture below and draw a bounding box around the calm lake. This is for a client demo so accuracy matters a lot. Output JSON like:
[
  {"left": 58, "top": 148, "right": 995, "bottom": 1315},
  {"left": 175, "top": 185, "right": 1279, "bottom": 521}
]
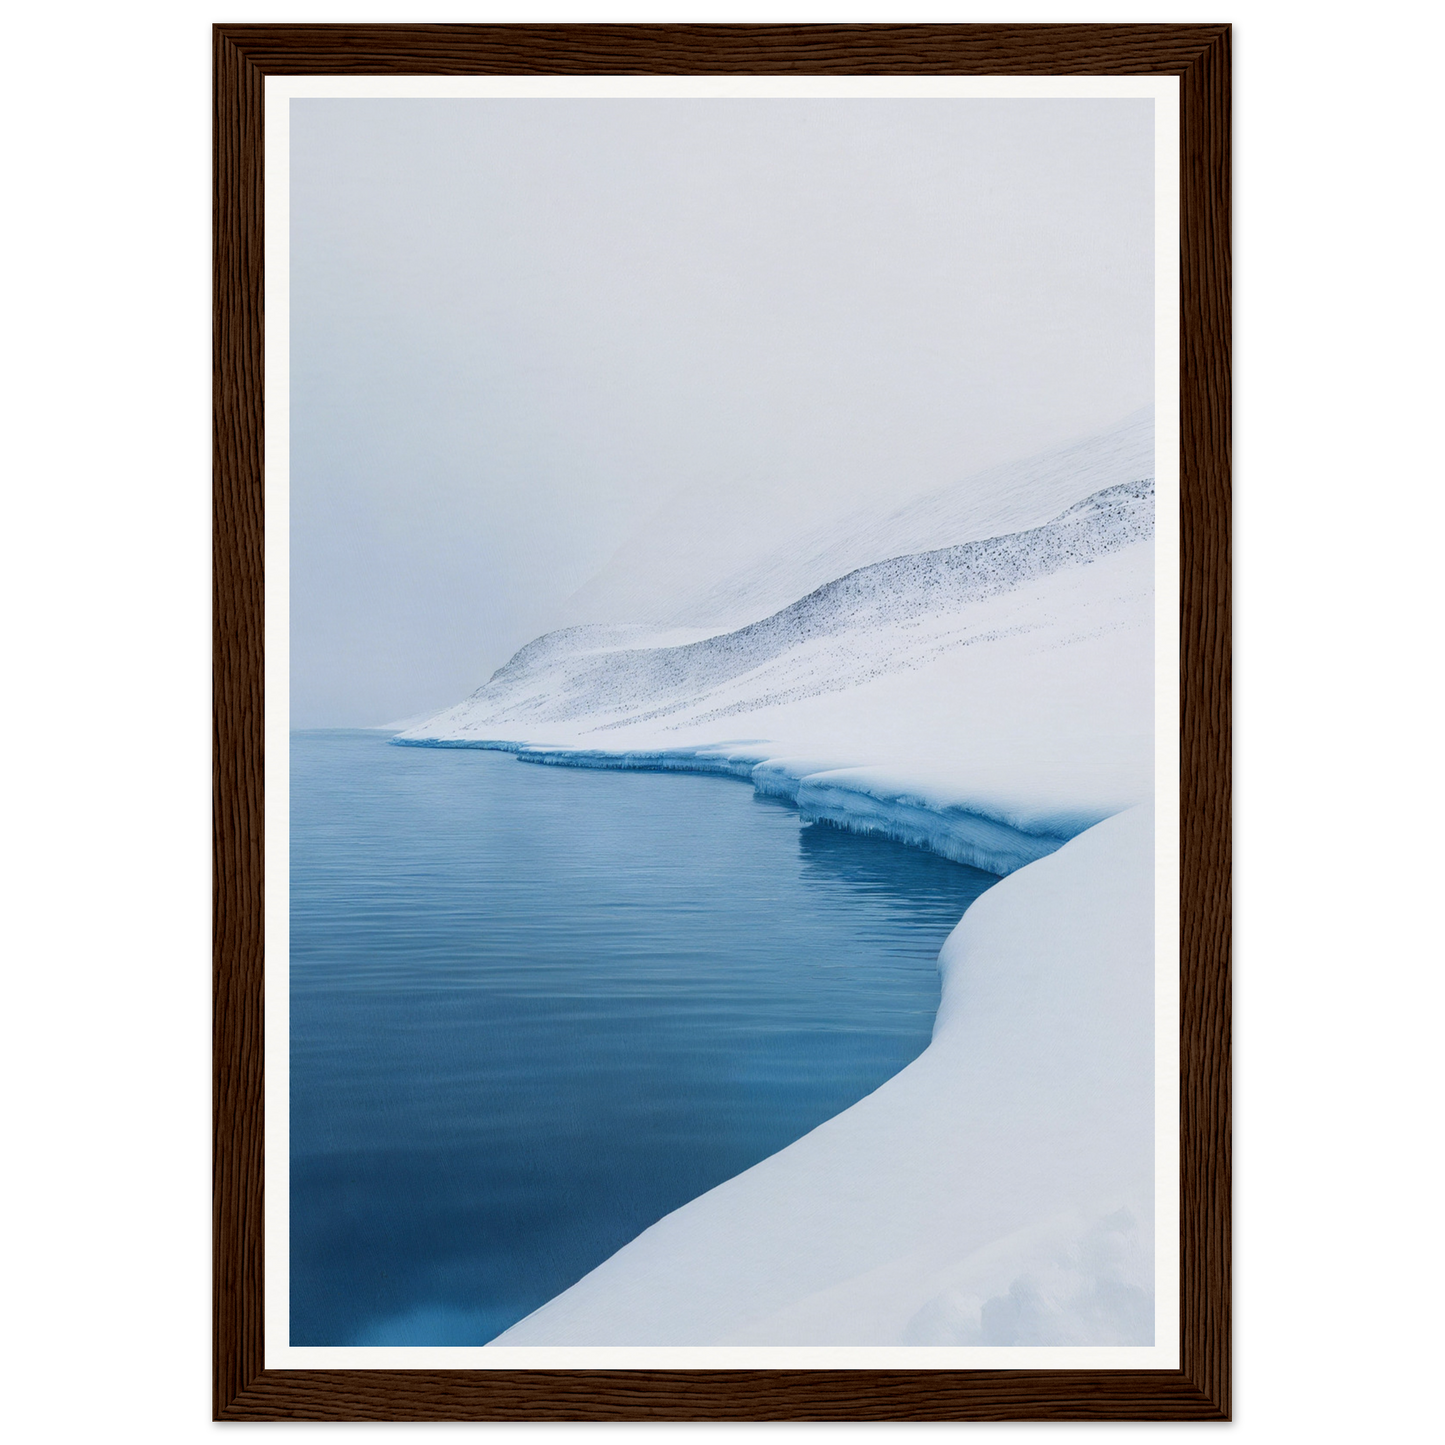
[{"left": 289, "top": 729, "right": 998, "bottom": 1346}]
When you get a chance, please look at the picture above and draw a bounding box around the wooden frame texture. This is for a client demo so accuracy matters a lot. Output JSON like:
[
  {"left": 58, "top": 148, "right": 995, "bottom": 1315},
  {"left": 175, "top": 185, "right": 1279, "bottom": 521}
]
[{"left": 214, "top": 22, "right": 1230, "bottom": 1422}]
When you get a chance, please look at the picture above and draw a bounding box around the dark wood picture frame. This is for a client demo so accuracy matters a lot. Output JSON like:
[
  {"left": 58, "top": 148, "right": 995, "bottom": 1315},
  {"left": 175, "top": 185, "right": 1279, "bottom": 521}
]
[{"left": 214, "top": 22, "right": 1230, "bottom": 1422}]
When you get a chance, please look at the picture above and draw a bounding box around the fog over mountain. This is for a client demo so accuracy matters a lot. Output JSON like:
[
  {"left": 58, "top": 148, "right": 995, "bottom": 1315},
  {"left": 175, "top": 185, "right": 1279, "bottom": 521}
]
[{"left": 287, "top": 97, "right": 1154, "bottom": 726}]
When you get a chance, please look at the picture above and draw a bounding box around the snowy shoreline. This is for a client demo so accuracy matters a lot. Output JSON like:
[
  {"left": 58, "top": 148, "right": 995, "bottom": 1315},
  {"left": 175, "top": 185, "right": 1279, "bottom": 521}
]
[
  {"left": 390, "top": 734, "right": 1154, "bottom": 1345},
  {"left": 390, "top": 736, "right": 1097, "bottom": 878},
  {"left": 382, "top": 432, "right": 1159, "bottom": 1344}
]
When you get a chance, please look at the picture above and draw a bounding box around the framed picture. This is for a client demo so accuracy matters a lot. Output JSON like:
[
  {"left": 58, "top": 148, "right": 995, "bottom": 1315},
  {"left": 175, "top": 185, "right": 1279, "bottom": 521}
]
[{"left": 214, "top": 22, "right": 1229, "bottom": 1421}]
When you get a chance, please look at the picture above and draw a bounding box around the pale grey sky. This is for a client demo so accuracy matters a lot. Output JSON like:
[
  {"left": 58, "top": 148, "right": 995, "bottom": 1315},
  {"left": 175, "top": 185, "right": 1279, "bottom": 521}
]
[{"left": 290, "top": 97, "right": 1154, "bottom": 727}]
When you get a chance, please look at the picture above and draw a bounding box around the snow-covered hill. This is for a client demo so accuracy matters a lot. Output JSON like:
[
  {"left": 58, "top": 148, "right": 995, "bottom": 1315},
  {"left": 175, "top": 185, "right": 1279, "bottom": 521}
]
[{"left": 401, "top": 475, "right": 1153, "bottom": 744}]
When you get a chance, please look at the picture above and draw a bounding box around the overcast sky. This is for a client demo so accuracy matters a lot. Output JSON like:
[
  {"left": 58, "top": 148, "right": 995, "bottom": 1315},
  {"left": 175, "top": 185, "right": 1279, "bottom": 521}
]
[{"left": 289, "top": 97, "right": 1154, "bottom": 727}]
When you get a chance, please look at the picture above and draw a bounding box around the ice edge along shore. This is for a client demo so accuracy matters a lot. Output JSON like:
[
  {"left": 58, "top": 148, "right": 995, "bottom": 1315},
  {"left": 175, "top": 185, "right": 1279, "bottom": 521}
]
[
  {"left": 389, "top": 737, "right": 1095, "bottom": 879},
  {"left": 388, "top": 735, "right": 1155, "bottom": 1347},
  {"left": 376, "top": 420, "right": 1159, "bottom": 1344}
]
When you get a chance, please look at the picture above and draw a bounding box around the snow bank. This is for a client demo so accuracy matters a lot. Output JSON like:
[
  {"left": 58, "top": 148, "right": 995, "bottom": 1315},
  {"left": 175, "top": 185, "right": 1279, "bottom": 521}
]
[
  {"left": 398, "top": 741, "right": 1100, "bottom": 878},
  {"left": 491, "top": 804, "right": 1155, "bottom": 1346},
  {"left": 794, "top": 769, "right": 1079, "bottom": 876},
  {"left": 749, "top": 755, "right": 856, "bottom": 801},
  {"left": 510, "top": 752, "right": 1094, "bottom": 878},
  {"left": 513, "top": 743, "right": 769, "bottom": 783}
]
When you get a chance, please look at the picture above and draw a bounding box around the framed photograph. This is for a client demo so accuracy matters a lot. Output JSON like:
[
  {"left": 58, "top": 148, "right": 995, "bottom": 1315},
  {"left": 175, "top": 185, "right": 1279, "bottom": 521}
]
[{"left": 214, "top": 22, "right": 1229, "bottom": 1421}]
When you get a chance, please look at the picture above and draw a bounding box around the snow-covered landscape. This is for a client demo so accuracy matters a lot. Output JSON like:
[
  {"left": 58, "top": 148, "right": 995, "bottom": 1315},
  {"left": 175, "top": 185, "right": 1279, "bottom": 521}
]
[
  {"left": 395, "top": 411, "right": 1160, "bottom": 1345},
  {"left": 273, "top": 88, "right": 1171, "bottom": 1357}
]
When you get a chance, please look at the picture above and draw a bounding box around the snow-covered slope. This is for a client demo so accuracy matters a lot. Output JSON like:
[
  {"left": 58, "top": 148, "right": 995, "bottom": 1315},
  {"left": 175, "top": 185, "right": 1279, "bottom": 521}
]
[
  {"left": 561, "top": 408, "right": 1153, "bottom": 631},
  {"left": 492, "top": 804, "right": 1155, "bottom": 1346},
  {"left": 404, "top": 476, "right": 1151, "bottom": 739}
]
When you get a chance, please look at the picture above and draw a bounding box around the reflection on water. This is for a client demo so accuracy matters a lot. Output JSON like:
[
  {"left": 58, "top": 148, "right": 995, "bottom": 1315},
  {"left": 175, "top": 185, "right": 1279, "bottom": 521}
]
[
  {"left": 290, "top": 730, "right": 997, "bottom": 1346},
  {"left": 797, "top": 807, "right": 987, "bottom": 901}
]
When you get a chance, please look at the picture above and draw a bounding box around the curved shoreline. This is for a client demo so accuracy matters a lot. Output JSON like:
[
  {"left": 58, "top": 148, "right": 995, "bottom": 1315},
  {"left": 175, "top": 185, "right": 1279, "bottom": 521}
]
[
  {"left": 390, "top": 735, "right": 1099, "bottom": 878},
  {"left": 491, "top": 802, "right": 1156, "bottom": 1346},
  {"left": 389, "top": 733, "right": 1153, "bottom": 1345}
]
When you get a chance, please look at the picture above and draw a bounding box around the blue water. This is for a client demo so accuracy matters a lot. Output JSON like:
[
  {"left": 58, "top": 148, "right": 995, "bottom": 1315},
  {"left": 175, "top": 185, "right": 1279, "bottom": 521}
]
[{"left": 289, "top": 729, "right": 998, "bottom": 1346}]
